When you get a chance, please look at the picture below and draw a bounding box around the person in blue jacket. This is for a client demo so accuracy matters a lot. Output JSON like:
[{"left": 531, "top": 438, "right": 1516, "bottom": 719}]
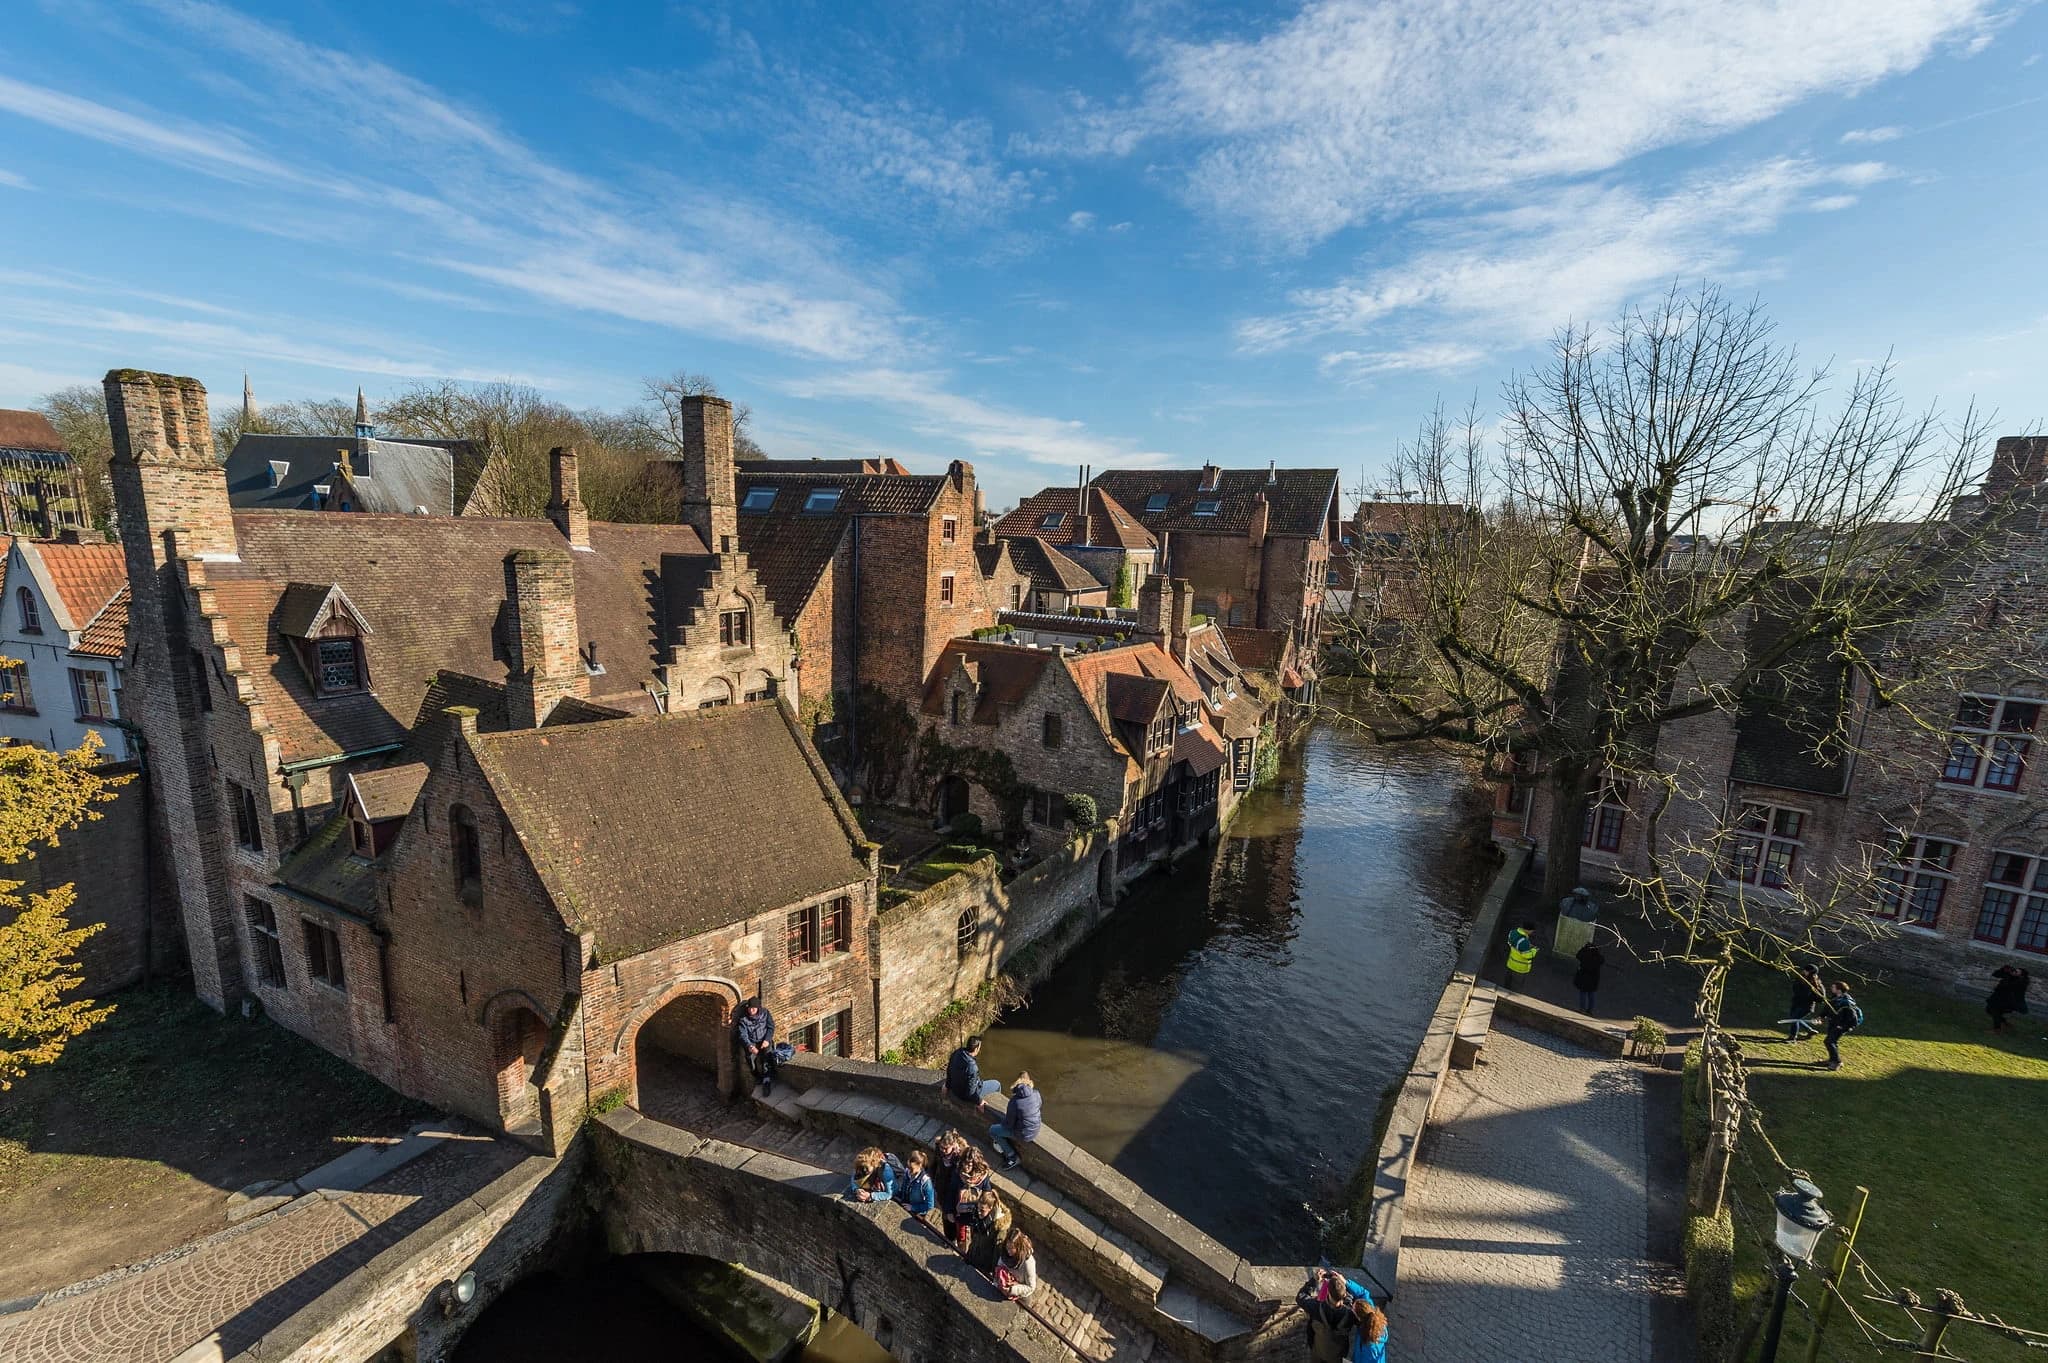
[
  {"left": 1347, "top": 1294, "right": 1389, "bottom": 1363},
  {"left": 846, "top": 1147, "right": 895, "bottom": 1202},
  {"left": 945, "top": 1035, "right": 1001, "bottom": 1107},
  {"left": 989, "top": 1072, "right": 1043, "bottom": 1170},
  {"left": 735, "top": 998, "right": 777, "bottom": 1094},
  {"left": 895, "top": 1149, "right": 937, "bottom": 1222}
]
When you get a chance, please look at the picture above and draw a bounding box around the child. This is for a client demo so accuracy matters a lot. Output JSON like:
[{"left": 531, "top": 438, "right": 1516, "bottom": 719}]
[
  {"left": 846, "top": 1146, "right": 896, "bottom": 1202},
  {"left": 895, "top": 1149, "right": 937, "bottom": 1220},
  {"left": 994, "top": 1230, "right": 1038, "bottom": 1300},
  {"left": 953, "top": 1150, "right": 992, "bottom": 1250}
]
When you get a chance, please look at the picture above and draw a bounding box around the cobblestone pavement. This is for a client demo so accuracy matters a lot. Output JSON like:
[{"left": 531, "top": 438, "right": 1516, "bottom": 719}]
[
  {"left": 0, "top": 1135, "right": 521, "bottom": 1363},
  {"left": 1389, "top": 1024, "right": 1688, "bottom": 1363},
  {"left": 644, "top": 1065, "right": 1173, "bottom": 1363}
]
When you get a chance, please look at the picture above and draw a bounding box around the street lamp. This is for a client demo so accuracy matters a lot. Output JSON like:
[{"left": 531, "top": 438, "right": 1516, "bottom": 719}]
[{"left": 1760, "top": 1179, "right": 1831, "bottom": 1362}]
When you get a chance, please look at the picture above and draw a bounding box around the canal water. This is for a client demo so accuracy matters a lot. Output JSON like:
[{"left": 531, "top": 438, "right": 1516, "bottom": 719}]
[{"left": 977, "top": 719, "right": 1487, "bottom": 1260}]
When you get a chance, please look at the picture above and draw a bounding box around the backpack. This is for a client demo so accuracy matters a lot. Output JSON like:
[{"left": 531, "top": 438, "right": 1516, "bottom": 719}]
[{"left": 1839, "top": 995, "right": 1864, "bottom": 1029}]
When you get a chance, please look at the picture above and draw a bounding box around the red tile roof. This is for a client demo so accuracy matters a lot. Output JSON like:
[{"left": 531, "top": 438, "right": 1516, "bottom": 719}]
[
  {"left": 921, "top": 638, "right": 1059, "bottom": 722},
  {"left": 29, "top": 540, "right": 127, "bottom": 630},
  {"left": 73, "top": 584, "right": 128, "bottom": 659},
  {"left": 1173, "top": 725, "right": 1227, "bottom": 777},
  {"left": 1092, "top": 467, "right": 1338, "bottom": 539},
  {"left": 0, "top": 409, "right": 66, "bottom": 453},
  {"left": 1219, "top": 624, "right": 1290, "bottom": 672},
  {"left": 994, "top": 487, "right": 1157, "bottom": 551}
]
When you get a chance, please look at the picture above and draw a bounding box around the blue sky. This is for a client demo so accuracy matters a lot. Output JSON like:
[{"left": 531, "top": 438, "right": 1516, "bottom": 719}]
[{"left": 0, "top": 0, "right": 2043, "bottom": 511}]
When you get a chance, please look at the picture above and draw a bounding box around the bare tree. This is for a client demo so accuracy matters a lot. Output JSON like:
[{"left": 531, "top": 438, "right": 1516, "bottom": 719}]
[
  {"left": 642, "top": 371, "right": 767, "bottom": 462},
  {"left": 34, "top": 385, "right": 115, "bottom": 529},
  {"left": 1331, "top": 286, "right": 2009, "bottom": 914}
]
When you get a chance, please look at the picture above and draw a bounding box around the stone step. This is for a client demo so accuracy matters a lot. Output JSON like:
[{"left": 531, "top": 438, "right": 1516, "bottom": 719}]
[{"left": 1153, "top": 1276, "right": 1253, "bottom": 1345}]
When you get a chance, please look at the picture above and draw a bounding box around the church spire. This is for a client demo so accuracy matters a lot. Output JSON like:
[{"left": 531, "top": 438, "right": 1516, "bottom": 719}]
[
  {"left": 353, "top": 386, "right": 374, "bottom": 440},
  {"left": 241, "top": 372, "right": 257, "bottom": 426}
]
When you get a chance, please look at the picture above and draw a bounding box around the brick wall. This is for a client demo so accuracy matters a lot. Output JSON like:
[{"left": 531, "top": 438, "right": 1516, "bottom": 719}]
[
  {"left": 789, "top": 534, "right": 853, "bottom": 730},
  {"left": 875, "top": 829, "right": 1110, "bottom": 1049},
  {"left": 663, "top": 551, "right": 796, "bottom": 710},
  {"left": 930, "top": 652, "right": 1132, "bottom": 835}
]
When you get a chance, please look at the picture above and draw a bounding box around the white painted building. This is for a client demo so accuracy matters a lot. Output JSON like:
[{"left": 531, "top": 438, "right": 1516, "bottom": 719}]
[{"left": 0, "top": 533, "right": 131, "bottom": 756}]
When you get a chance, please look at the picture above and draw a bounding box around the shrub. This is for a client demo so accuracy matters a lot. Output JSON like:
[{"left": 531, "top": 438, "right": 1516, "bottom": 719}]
[
  {"left": 588, "top": 1086, "right": 630, "bottom": 1117},
  {"left": 1686, "top": 1205, "right": 1737, "bottom": 1361},
  {"left": 1063, "top": 793, "right": 1099, "bottom": 829},
  {"left": 950, "top": 811, "right": 984, "bottom": 840},
  {"left": 1629, "top": 1015, "right": 1669, "bottom": 1058}
]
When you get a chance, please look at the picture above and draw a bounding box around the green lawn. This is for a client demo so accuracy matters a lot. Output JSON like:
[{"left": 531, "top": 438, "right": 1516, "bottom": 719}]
[{"left": 1717, "top": 966, "right": 2047, "bottom": 1362}]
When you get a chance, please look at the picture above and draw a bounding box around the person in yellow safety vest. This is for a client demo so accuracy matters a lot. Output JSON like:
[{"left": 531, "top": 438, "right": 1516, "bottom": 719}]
[{"left": 1504, "top": 920, "right": 1539, "bottom": 990}]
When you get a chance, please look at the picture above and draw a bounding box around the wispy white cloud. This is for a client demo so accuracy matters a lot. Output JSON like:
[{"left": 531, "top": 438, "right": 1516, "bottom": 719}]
[
  {"left": 0, "top": 168, "right": 31, "bottom": 190},
  {"left": 1066, "top": 210, "right": 1097, "bottom": 232},
  {"left": 1021, "top": 0, "right": 2004, "bottom": 245},
  {"left": 1247, "top": 158, "right": 1891, "bottom": 378},
  {"left": 0, "top": 71, "right": 303, "bottom": 185},
  {"left": 1841, "top": 125, "right": 1906, "bottom": 143}
]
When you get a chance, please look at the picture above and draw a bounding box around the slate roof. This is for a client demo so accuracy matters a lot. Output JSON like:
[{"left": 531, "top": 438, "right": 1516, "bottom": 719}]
[
  {"left": 73, "top": 584, "right": 128, "bottom": 659},
  {"left": 349, "top": 763, "right": 430, "bottom": 822},
  {"left": 734, "top": 470, "right": 950, "bottom": 518},
  {"left": 470, "top": 703, "right": 869, "bottom": 961},
  {"left": 735, "top": 514, "right": 847, "bottom": 620},
  {"left": 225, "top": 433, "right": 487, "bottom": 514},
  {"left": 1005, "top": 537, "right": 1105, "bottom": 596},
  {"left": 25, "top": 539, "right": 127, "bottom": 631},
  {"left": 0, "top": 409, "right": 66, "bottom": 453},
  {"left": 994, "top": 487, "right": 1157, "bottom": 551},
  {"left": 1091, "top": 467, "right": 1338, "bottom": 538},
  {"left": 747, "top": 457, "right": 911, "bottom": 475},
  {"left": 207, "top": 512, "right": 708, "bottom": 763},
  {"left": 275, "top": 813, "right": 378, "bottom": 915}
]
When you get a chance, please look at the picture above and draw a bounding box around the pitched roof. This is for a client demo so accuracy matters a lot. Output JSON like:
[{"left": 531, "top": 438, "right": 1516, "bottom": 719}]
[
  {"left": 1004, "top": 537, "right": 1105, "bottom": 596},
  {"left": 994, "top": 487, "right": 1157, "bottom": 551},
  {"left": 920, "top": 638, "right": 1059, "bottom": 722},
  {"left": 1090, "top": 467, "right": 1338, "bottom": 538},
  {"left": 25, "top": 539, "right": 128, "bottom": 631},
  {"left": 1061, "top": 642, "right": 1205, "bottom": 761},
  {"left": 1105, "top": 671, "right": 1170, "bottom": 724},
  {"left": 735, "top": 514, "right": 846, "bottom": 619},
  {"left": 471, "top": 703, "right": 869, "bottom": 961},
  {"left": 207, "top": 512, "right": 708, "bottom": 763},
  {"left": 1218, "top": 625, "right": 1289, "bottom": 671},
  {"left": 0, "top": 409, "right": 65, "bottom": 454},
  {"left": 349, "top": 763, "right": 430, "bottom": 822},
  {"left": 747, "top": 457, "right": 911, "bottom": 475},
  {"left": 224, "top": 433, "right": 484, "bottom": 514},
  {"left": 733, "top": 470, "right": 950, "bottom": 518},
  {"left": 275, "top": 813, "right": 379, "bottom": 914},
  {"left": 1173, "top": 724, "right": 1227, "bottom": 777},
  {"left": 73, "top": 584, "right": 128, "bottom": 659}
]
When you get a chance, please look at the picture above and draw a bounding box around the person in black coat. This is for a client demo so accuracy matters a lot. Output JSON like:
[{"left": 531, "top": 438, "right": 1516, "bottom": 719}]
[
  {"left": 1987, "top": 966, "right": 2031, "bottom": 1033},
  {"left": 1785, "top": 965, "right": 1825, "bottom": 1041},
  {"left": 1572, "top": 941, "right": 1607, "bottom": 1014}
]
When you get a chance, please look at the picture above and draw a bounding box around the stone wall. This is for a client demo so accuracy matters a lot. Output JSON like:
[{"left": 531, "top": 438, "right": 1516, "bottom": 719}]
[
  {"left": 10, "top": 760, "right": 183, "bottom": 996},
  {"left": 594, "top": 1109, "right": 1070, "bottom": 1363},
  {"left": 875, "top": 828, "right": 1111, "bottom": 1051}
]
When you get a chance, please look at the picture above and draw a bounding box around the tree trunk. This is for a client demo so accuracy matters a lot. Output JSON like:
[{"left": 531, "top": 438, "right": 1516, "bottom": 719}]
[{"left": 1541, "top": 765, "right": 1590, "bottom": 905}]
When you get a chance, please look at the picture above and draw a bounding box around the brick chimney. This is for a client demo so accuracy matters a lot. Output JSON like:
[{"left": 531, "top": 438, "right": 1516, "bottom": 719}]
[
  {"left": 677, "top": 394, "right": 737, "bottom": 554},
  {"left": 1248, "top": 491, "right": 1271, "bottom": 549},
  {"left": 1137, "top": 572, "right": 1169, "bottom": 636},
  {"left": 504, "top": 547, "right": 582, "bottom": 727},
  {"left": 106, "top": 369, "right": 236, "bottom": 563},
  {"left": 1168, "top": 577, "right": 1194, "bottom": 663},
  {"left": 1983, "top": 436, "right": 2048, "bottom": 502},
  {"left": 547, "top": 446, "right": 590, "bottom": 550}
]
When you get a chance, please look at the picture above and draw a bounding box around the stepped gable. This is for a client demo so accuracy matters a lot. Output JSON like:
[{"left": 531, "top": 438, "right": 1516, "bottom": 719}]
[
  {"left": 208, "top": 512, "right": 709, "bottom": 763},
  {"left": 1092, "top": 466, "right": 1337, "bottom": 536},
  {"left": 469, "top": 703, "right": 869, "bottom": 961}
]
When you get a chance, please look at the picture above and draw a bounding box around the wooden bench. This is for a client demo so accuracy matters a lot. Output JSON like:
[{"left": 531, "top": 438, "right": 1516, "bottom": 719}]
[{"left": 1451, "top": 985, "right": 1498, "bottom": 1070}]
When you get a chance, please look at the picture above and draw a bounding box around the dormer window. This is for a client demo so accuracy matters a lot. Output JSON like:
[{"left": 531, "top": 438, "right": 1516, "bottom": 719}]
[
  {"left": 804, "top": 488, "right": 842, "bottom": 514},
  {"left": 316, "top": 637, "right": 363, "bottom": 694},
  {"left": 742, "top": 486, "right": 776, "bottom": 512},
  {"left": 349, "top": 808, "right": 374, "bottom": 857},
  {"left": 311, "top": 483, "right": 330, "bottom": 510},
  {"left": 1039, "top": 512, "right": 1066, "bottom": 530},
  {"left": 1193, "top": 499, "right": 1222, "bottom": 517},
  {"left": 1145, "top": 493, "right": 1169, "bottom": 513},
  {"left": 277, "top": 583, "right": 373, "bottom": 698},
  {"left": 268, "top": 460, "right": 290, "bottom": 489}
]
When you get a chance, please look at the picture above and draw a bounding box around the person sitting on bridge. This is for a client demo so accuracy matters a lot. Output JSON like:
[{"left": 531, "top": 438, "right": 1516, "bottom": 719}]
[
  {"left": 847, "top": 1146, "right": 896, "bottom": 1202},
  {"left": 1347, "top": 1296, "right": 1389, "bottom": 1363},
  {"left": 735, "top": 998, "right": 777, "bottom": 1094},
  {"left": 894, "top": 1148, "right": 937, "bottom": 1221},
  {"left": 989, "top": 1072, "right": 1042, "bottom": 1170},
  {"left": 934, "top": 1129, "right": 970, "bottom": 1240},
  {"left": 1504, "top": 920, "right": 1539, "bottom": 991},
  {"left": 995, "top": 1230, "right": 1039, "bottom": 1300},
  {"left": 946, "top": 1035, "right": 1002, "bottom": 1107}
]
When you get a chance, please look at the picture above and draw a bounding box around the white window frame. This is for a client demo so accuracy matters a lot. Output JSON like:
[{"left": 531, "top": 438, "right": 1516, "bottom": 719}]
[
  {"left": 1726, "top": 801, "right": 1806, "bottom": 890},
  {"left": 1871, "top": 833, "right": 1959, "bottom": 929},
  {"left": 1940, "top": 693, "right": 2039, "bottom": 793},
  {"left": 1974, "top": 850, "right": 2048, "bottom": 954}
]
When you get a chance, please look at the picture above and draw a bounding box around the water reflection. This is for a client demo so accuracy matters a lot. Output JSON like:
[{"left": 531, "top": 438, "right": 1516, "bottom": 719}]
[{"left": 979, "top": 720, "right": 1486, "bottom": 1259}]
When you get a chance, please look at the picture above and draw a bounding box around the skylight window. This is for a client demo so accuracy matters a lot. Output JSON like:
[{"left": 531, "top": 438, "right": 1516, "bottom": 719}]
[
  {"left": 804, "top": 487, "right": 843, "bottom": 514},
  {"left": 1040, "top": 512, "right": 1066, "bottom": 530},
  {"left": 1145, "top": 493, "right": 1170, "bottom": 513},
  {"left": 1193, "top": 499, "right": 1222, "bottom": 516},
  {"left": 741, "top": 485, "right": 776, "bottom": 512}
]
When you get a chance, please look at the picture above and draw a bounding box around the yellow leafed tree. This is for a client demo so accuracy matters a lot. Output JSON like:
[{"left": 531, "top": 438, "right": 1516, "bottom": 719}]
[{"left": 0, "top": 733, "right": 129, "bottom": 1087}]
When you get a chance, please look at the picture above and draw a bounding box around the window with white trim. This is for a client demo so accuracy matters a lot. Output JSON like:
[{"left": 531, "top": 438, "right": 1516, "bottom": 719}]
[
  {"left": 1726, "top": 802, "right": 1804, "bottom": 889},
  {"left": 1940, "top": 694, "right": 2038, "bottom": 792},
  {"left": 246, "top": 898, "right": 286, "bottom": 988},
  {"left": 1581, "top": 784, "right": 1628, "bottom": 854},
  {"left": 803, "top": 488, "right": 842, "bottom": 514},
  {"left": 1872, "top": 834, "right": 1958, "bottom": 928},
  {"left": 1974, "top": 852, "right": 2048, "bottom": 953}
]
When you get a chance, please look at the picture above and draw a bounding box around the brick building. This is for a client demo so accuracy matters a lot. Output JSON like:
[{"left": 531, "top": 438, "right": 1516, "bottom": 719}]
[
  {"left": 106, "top": 369, "right": 871, "bottom": 1150},
  {"left": 1508, "top": 436, "right": 2048, "bottom": 994},
  {"left": 0, "top": 408, "right": 91, "bottom": 537},
  {"left": 999, "top": 535, "right": 1110, "bottom": 613},
  {"left": 920, "top": 576, "right": 1244, "bottom": 868},
  {"left": 993, "top": 478, "right": 1159, "bottom": 598},
  {"left": 0, "top": 531, "right": 130, "bottom": 755},
  {"left": 730, "top": 460, "right": 1028, "bottom": 728}
]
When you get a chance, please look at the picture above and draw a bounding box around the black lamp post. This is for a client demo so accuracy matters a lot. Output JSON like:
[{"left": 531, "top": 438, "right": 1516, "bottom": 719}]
[{"left": 1760, "top": 1179, "right": 1831, "bottom": 1362}]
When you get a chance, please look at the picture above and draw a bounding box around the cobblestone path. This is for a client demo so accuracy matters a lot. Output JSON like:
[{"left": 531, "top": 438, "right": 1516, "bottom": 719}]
[
  {"left": 641, "top": 1068, "right": 1179, "bottom": 1363},
  {"left": 0, "top": 1136, "right": 521, "bottom": 1363},
  {"left": 1388, "top": 1024, "right": 1688, "bottom": 1363}
]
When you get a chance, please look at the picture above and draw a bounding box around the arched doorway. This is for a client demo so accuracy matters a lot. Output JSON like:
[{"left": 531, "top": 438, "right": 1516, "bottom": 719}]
[
  {"left": 492, "top": 1005, "right": 550, "bottom": 1138},
  {"left": 935, "top": 773, "right": 971, "bottom": 827},
  {"left": 632, "top": 988, "right": 735, "bottom": 1125}
]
